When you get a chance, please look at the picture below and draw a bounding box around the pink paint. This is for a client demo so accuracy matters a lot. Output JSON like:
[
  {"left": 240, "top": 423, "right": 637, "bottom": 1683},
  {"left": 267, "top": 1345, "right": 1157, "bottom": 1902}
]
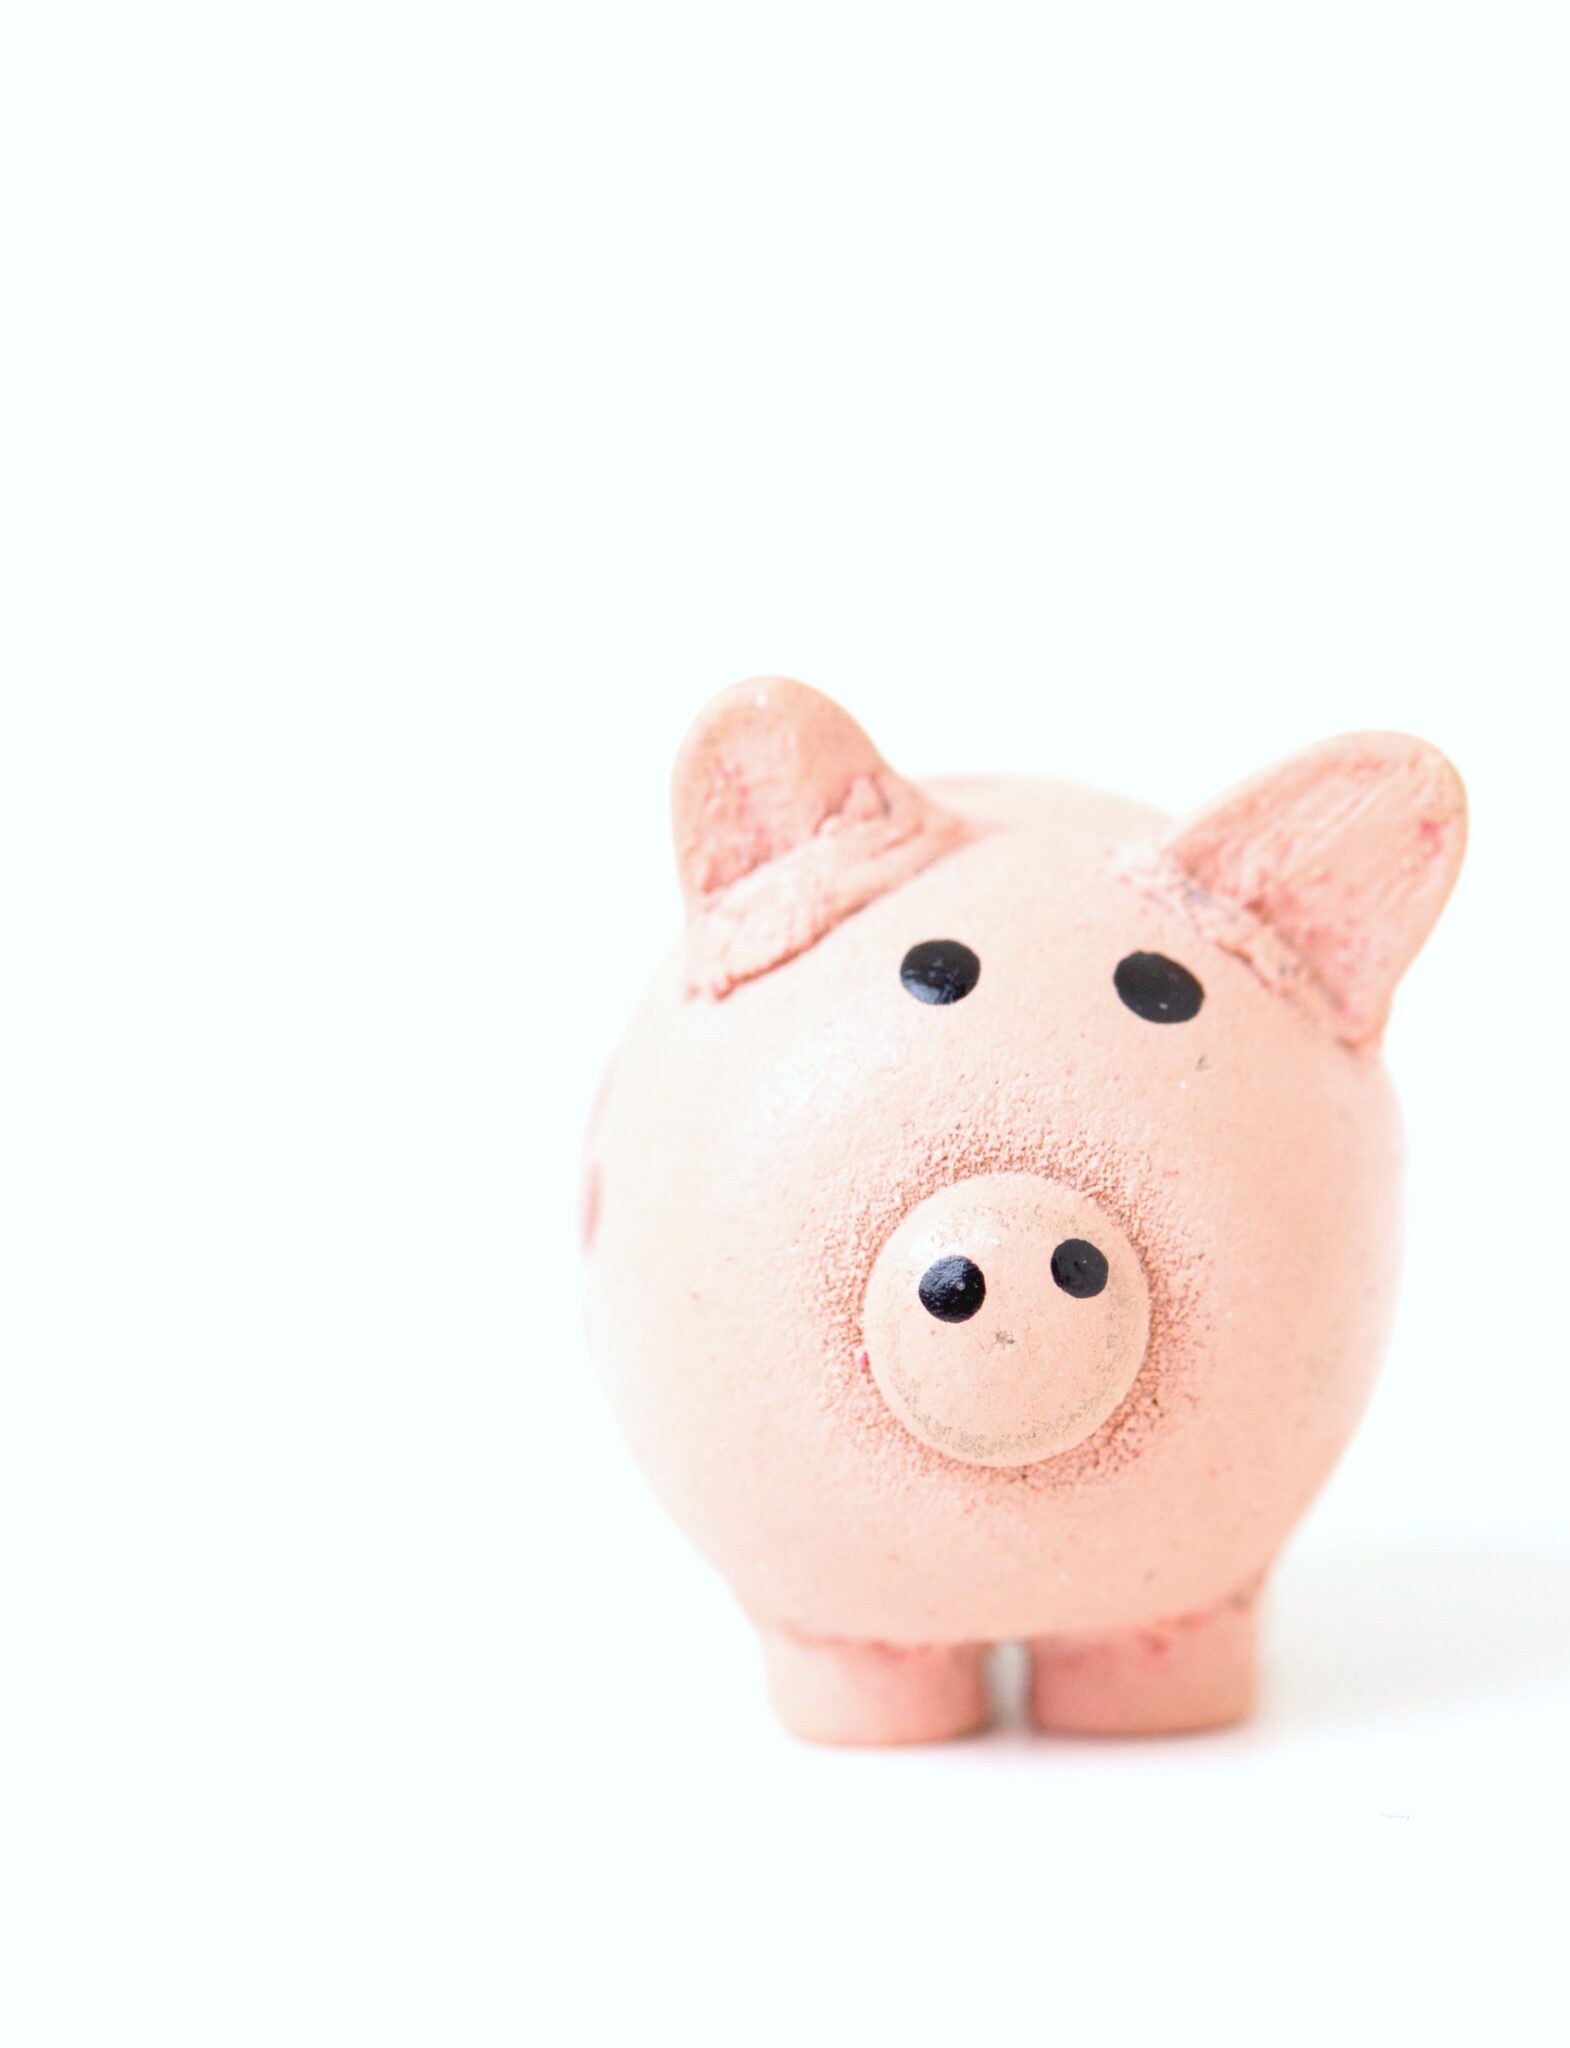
[
  {"left": 584, "top": 678, "right": 1466, "bottom": 1744},
  {"left": 579, "top": 1160, "right": 601, "bottom": 1255},
  {"left": 672, "top": 678, "right": 971, "bottom": 997}
]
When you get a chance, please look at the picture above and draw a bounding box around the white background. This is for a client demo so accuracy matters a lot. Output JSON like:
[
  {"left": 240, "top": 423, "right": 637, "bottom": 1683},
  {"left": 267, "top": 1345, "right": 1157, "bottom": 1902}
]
[{"left": 4, "top": 3, "right": 1568, "bottom": 2042}]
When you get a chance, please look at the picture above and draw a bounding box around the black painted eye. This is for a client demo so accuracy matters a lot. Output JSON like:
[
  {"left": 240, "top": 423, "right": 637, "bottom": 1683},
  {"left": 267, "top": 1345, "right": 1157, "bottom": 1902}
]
[
  {"left": 901, "top": 939, "right": 981, "bottom": 1005},
  {"left": 1051, "top": 1238, "right": 1109, "bottom": 1299},
  {"left": 1114, "top": 950, "right": 1204, "bottom": 1024},
  {"left": 918, "top": 1255, "right": 986, "bottom": 1322}
]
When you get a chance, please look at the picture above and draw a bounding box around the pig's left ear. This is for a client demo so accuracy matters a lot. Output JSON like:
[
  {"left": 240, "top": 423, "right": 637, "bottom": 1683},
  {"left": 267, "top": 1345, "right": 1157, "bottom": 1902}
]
[
  {"left": 672, "top": 677, "right": 970, "bottom": 997},
  {"left": 1162, "top": 732, "right": 1467, "bottom": 1048}
]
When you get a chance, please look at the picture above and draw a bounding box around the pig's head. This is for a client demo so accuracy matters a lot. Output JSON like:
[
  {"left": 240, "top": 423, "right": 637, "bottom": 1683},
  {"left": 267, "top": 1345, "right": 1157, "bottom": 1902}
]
[{"left": 586, "top": 677, "right": 1464, "bottom": 1635}]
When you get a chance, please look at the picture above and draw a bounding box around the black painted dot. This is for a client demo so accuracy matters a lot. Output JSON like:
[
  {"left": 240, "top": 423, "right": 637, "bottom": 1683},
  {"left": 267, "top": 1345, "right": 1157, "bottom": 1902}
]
[
  {"left": 918, "top": 1255, "right": 987, "bottom": 1323},
  {"left": 1051, "top": 1238, "right": 1109, "bottom": 1299},
  {"left": 1114, "top": 950, "right": 1204, "bottom": 1024},
  {"left": 900, "top": 939, "right": 981, "bottom": 1006}
]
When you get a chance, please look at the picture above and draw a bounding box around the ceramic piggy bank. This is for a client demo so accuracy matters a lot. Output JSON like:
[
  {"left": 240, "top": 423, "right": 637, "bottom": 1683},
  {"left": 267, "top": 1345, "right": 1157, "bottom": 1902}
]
[{"left": 582, "top": 679, "right": 1466, "bottom": 1743}]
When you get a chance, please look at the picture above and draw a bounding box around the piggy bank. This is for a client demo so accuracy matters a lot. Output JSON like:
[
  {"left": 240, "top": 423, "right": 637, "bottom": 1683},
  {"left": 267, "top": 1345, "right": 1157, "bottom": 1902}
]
[{"left": 582, "top": 679, "right": 1466, "bottom": 1743}]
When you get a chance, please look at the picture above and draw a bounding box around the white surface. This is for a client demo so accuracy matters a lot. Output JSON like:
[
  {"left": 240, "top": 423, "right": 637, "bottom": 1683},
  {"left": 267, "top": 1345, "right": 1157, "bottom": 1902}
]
[{"left": 4, "top": 4, "right": 1568, "bottom": 2042}]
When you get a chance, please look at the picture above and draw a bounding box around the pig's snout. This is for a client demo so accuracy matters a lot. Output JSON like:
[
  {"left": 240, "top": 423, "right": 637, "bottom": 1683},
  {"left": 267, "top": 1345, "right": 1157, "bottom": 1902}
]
[{"left": 861, "top": 1173, "right": 1149, "bottom": 1468}]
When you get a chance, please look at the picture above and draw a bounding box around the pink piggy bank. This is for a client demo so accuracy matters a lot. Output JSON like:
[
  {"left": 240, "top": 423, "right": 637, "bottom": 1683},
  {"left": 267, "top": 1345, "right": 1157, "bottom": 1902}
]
[{"left": 583, "top": 679, "right": 1466, "bottom": 1744}]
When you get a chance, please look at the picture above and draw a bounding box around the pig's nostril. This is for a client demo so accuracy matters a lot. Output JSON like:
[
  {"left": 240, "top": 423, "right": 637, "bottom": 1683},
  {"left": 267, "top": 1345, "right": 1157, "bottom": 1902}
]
[
  {"left": 918, "top": 1255, "right": 986, "bottom": 1323},
  {"left": 1051, "top": 1238, "right": 1109, "bottom": 1299}
]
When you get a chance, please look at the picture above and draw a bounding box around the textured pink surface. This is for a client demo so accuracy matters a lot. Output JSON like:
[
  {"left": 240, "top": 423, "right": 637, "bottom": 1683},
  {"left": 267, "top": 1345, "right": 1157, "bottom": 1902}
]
[
  {"left": 584, "top": 680, "right": 1466, "bottom": 1743},
  {"left": 1029, "top": 1586, "right": 1259, "bottom": 1735},
  {"left": 673, "top": 678, "right": 971, "bottom": 997},
  {"left": 862, "top": 1174, "right": 1150, "bottom": 1466},
  {"left": 758, "top": 1632, "right": 989, "bottom": 1747},
  {"left": 1160, "top": 732, "right": 1466, "bottom": 1048}
]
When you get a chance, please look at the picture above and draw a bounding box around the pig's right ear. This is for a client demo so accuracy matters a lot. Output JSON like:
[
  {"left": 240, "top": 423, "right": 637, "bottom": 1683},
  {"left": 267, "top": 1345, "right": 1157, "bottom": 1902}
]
[{"left": 672, "top": 677, "right": 969, "bottom": 999}]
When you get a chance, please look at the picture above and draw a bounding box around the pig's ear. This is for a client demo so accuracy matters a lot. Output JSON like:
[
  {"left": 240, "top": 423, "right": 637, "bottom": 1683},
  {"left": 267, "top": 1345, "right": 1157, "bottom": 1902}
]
[
  {"left": 672, "top": 677, "right": 969, "bottom": 998},
  {"left": 1162, "top": 732, "right": 1466, "bottom": 1048}
]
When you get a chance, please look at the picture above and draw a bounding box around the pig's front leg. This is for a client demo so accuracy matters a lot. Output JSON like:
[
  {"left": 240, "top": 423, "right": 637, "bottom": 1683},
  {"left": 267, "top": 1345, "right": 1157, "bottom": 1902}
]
[
  {"left": 757, "top": 1629, "right": 990, "bottom": 1745},
  {"left": 1028, "top": 1587, "right": 1259, "bottom": 1736}
]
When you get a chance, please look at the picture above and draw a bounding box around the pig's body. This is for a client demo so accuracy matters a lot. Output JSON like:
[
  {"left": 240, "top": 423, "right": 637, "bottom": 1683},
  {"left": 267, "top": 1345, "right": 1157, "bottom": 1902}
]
[{"left": 584, "top": 686, "right": 1463, "bottom": 1742}]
